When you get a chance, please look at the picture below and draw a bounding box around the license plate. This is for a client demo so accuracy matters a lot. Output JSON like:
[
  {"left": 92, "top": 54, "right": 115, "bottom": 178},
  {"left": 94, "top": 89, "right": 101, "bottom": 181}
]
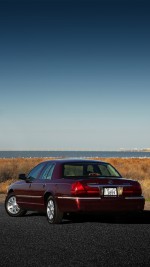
[{"left": 104, "top": 188, "right": 117, "bottom": 196}]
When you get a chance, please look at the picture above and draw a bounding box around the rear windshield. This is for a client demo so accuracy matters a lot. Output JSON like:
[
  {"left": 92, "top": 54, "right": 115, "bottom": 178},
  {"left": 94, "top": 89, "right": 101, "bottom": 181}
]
[{"left": 63, "top": 163, "right": 121, "bottom": 178}]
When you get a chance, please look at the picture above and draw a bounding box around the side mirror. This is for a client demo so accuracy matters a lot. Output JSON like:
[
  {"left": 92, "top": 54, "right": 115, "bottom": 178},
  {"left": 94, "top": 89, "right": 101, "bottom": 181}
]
[{"left": 19, "top": 173, "right": 27, "bottom": 180}]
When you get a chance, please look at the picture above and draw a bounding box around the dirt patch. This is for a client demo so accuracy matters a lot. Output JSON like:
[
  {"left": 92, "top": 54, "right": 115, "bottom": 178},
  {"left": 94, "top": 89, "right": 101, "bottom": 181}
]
[
  {"left": 0, "top": 194, "right": 6, "bottom": 203},
  {"left": 145, "top": 201, "right": 150, "bottom": 211}
]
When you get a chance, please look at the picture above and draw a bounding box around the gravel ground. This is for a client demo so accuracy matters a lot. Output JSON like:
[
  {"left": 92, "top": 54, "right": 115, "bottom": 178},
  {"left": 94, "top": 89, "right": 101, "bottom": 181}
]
[{"left": 0, "top": 201, "right": 150, "bottom": 267}]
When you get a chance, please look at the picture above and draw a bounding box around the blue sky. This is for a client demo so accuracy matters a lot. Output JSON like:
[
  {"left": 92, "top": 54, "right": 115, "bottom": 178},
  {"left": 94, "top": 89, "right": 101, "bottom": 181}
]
[{"left": 0, "top": 0, "right": 150, "bottom": 150}]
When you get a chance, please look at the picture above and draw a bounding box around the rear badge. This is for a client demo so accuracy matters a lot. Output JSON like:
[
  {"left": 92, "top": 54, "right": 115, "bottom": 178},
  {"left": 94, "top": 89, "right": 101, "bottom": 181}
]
[{"left": 108, "top": 180, "right": 113, "bottom": 185}]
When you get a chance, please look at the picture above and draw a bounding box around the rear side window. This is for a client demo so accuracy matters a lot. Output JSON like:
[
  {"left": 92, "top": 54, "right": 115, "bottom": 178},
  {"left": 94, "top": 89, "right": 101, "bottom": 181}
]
[{"left": 40, "top": 163, "right": 55, "bottom": 180}]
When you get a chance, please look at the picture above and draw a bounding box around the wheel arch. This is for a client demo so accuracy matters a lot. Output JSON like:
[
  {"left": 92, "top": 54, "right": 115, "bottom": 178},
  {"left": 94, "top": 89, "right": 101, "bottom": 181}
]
[
  {"left": 7, "top": 189, "right": 14, "bottom": 195},
  {"left": 44, "top": 191, "right": 54, "bottom": 206}
]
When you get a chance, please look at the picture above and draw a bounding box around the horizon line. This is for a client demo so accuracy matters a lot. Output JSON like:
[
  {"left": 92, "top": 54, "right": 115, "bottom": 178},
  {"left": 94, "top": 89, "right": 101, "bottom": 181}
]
[{"left": 0, "top": 148, "right": 150, "bottom": 152}]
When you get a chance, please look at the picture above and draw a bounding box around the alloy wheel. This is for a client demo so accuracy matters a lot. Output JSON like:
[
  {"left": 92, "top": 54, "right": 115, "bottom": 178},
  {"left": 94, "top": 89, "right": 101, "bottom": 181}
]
[
  {"left": 7, "top": 196, "right": 20, "bottom": 215},
  {"left": 47, "top": 199, "right": 55, "bottom": 220}
]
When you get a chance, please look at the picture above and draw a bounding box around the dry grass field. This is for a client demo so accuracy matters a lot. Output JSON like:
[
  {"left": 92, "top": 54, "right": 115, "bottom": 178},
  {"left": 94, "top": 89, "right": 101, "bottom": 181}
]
[{"left": 0, "top": 157, "right": 150, "bottom": 200}]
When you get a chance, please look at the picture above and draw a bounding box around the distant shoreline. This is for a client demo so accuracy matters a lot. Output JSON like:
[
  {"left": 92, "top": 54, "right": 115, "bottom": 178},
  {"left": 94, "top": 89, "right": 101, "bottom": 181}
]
[
  {"left": 0, "top": 149, "right": 150, "bottom": 152},
  {"left": 0, "top": 150, "right": 150, "bottom": 159}
]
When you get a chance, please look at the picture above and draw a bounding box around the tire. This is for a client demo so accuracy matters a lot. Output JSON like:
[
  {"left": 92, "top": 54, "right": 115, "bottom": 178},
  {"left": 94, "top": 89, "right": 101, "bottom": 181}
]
[
  {"left": 46, "top": 196, "right": 63, "bottom": 224},
  {"left": 5, "top": 193, "right": 27, "bottom": 217}
]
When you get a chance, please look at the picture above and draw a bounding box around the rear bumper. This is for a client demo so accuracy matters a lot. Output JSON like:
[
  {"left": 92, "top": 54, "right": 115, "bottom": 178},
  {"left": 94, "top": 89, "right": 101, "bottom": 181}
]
[{"left": 56, "top": 196, "right": 145, "bottom": 213}]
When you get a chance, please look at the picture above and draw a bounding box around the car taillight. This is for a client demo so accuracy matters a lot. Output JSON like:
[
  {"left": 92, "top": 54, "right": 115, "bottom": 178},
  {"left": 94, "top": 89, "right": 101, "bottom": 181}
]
[
  {"left": 123, "top": 183, "right": 142, "bottom": 196},
  {"left": 71, "top": 182, "right": 87, "bottom": 196}
]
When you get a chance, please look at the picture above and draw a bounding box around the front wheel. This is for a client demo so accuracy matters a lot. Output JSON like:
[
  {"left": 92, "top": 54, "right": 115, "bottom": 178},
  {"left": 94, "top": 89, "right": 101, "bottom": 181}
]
[
  {"left": 5, "top": 193, "right": 27, "bottom": 217},
  {"left": 46, "top": 196, "right": 63, "bottom": 224}
]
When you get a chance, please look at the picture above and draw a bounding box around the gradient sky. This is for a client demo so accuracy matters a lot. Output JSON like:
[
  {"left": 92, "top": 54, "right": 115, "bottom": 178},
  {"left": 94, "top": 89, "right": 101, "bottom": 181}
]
[{"left": 0, "top": 0, "right": 150, "bottom": 150}]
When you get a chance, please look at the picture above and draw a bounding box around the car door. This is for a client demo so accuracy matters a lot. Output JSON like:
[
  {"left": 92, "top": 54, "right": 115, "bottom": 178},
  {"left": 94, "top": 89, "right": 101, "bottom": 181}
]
[
  {"left": 28, "top": 162, "right": 56, "bottom": 208},
  {"left": 16, "top": 162, "right": 46, "bottom": 208}
]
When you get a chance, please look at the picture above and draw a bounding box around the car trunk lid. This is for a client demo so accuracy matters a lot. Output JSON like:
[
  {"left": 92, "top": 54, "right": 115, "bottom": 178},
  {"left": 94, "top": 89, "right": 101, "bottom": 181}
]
[{"left": 71, "top": 177, "right": 142, "bottom": 197}]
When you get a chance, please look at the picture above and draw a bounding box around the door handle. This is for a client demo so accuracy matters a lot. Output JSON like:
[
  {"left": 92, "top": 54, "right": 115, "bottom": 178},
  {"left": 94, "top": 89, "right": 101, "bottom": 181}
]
[{"left": 43, "top": 184, "right": 46, "bottom": 188}]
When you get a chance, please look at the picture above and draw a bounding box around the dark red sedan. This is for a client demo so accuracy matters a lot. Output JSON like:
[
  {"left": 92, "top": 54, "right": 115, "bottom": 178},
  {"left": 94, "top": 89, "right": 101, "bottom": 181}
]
[{"left": 5, "top": 159, "right": 145, "bottom": 224}]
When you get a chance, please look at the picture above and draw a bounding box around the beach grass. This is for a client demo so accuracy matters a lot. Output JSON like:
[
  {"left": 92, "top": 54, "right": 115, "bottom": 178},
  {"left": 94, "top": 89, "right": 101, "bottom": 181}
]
[{"left": 0, "top": 157, "right": 150, "bottom": 200}]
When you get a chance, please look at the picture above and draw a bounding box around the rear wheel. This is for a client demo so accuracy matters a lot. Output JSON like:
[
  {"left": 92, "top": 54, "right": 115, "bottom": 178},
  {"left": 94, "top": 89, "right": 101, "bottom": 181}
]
[
  {"left": 46, "top": 196, "right": 63, "bottom": 224},
  {"left": 5, "top": 193, "right": 27, "bottom": 217}
]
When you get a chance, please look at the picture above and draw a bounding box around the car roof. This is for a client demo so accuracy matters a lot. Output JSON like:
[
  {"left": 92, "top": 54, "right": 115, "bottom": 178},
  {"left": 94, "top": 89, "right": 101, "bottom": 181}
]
[{"left": 45, "top": 158, "right": 108, "bottom": 164}]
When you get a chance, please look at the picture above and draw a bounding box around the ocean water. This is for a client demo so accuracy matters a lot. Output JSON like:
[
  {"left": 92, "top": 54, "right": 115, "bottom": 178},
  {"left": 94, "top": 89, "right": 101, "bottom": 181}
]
[{"left": 0, "top": 151, "right": 150, "bottom": 158}]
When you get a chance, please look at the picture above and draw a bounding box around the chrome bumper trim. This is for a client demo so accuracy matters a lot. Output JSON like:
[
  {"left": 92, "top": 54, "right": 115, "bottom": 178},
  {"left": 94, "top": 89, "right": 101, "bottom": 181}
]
[
  {"left": 125, "top": 196, "right": 144, "bottom": 200},
  {"left": 57, "top": 196, "right": 144, "bottom": 200},
  {"left": 57, "top": 196, "right": 101, "bottom": 200}
]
